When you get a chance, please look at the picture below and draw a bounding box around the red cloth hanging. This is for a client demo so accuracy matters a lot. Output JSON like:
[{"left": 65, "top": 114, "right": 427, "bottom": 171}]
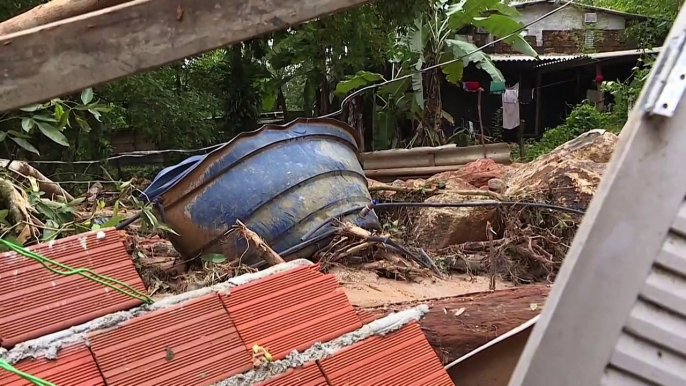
[{"left": 464, "top": 81, "right": 480, "bottom": 91}]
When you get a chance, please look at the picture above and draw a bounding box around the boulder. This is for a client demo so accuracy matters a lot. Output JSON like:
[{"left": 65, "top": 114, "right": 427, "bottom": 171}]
[
  {"left": 453, "top": 158, "right": 507, "bottom": 188},
  {"left": 413, "top": 191, "right": 497, "bottom": 249},
  {"left": 427, "top": 171, "right": 477, "bottom": 191},
  {"left": 505, "top": 131, "right": 618, "bottom": 209}
]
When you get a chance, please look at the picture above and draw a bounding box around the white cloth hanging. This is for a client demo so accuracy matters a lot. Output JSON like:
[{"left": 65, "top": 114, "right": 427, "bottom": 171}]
[{"left": 502, "top": 83, "right": 520, "bottom": 130}]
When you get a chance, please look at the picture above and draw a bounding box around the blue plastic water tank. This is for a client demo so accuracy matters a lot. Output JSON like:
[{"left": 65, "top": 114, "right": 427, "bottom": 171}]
[{"left": 144, "top": 118, "right": 380, "bottom": 266}]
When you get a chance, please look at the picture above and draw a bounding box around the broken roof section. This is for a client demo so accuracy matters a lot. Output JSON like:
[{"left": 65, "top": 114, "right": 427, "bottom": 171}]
[
  {"left": 2, "top": 259, "right": 450, "bottom": 385},
  {"left": 0, "top": 228, "right": 146, "bottom": 349}
]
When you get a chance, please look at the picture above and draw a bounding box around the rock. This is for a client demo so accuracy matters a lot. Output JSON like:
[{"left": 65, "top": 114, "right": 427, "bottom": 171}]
[
  {"left": 427, "top": 171, "right": 477, "bottom": 191},
  {"left": 413, "top": 191, "right": 497, "bottom": 249},
  {"left": 454, "top": 158, "right": 506, "bottom": 187},
  {"left": 505, "top": 131, "right": 618, "bottom": 209},
  {"left": 487, "top": 178, "right": 506, "bottom": 193}
]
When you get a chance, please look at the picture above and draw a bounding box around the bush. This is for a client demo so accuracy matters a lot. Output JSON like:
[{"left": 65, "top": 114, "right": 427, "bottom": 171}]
[{"left": 523, "top": 104, "right": 610, "bottom": 161}]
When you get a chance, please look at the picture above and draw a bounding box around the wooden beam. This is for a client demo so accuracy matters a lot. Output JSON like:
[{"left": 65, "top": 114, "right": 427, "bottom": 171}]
[
  {"left": 0, "top": 0, "right": 129, "bottom": 36},
  {"left": 0, "top": 0, "right": 372, "bottom": 112},
  {"left": 360, "top": 285, "right": 550, "bottom": 365}
]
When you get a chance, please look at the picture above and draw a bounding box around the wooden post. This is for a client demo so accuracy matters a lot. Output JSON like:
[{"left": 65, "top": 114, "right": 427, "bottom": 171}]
[
  {"left": 0, "top": 0, "right": 374, "bottom": 112},
  {"left": 477, "top": 89, "right": 487, "bottom": 158},
  {"left": 519, "top": 119, "right": 525, "bottom": 160},
  {"left": 534, "top": 71, "right": 542, "bottom": 137}
]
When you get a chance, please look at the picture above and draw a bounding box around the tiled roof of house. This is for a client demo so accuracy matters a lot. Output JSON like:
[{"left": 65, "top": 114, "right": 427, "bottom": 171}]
[
  {"left": 0, "top": 229, "right": 146, "bottom": 349},
  {"left": 1, "top": 232, "right": 452, "bottom": 386}
]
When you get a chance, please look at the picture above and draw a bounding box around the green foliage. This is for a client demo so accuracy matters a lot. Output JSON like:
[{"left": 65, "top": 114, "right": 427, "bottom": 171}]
[
  {"left": 525, "top": 104, "right": 610, "bottom": 161},
  {"left": 0, "top": 91, "right": 107, "bottom": 156},
  {"left": 335, "top": 0, "right": 535, "bottom": 149}
]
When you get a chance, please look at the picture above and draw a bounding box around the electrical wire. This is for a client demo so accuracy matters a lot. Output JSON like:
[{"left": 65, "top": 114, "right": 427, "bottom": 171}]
[
  {"left": 0, "top": 359, "right": 55, "bottom": 386},
  {"left": 25, "top": 0, "right": 574, "bottom": 167},
  {"left": 0, "top": 239, "right": 154, "bottom": 304}
]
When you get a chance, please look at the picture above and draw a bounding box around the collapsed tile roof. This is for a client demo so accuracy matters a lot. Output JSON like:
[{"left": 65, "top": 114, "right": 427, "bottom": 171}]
[
  {"left": 0, "top": 229, "right": 146, "bottom": 349},
  {"left": 0, "top": 229, "right": 452, "bottom": 385}
]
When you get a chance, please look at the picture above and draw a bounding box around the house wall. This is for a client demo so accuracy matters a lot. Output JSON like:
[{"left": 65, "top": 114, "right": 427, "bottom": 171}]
[{"left": 517, "top": 3, "right": 626, "bottom": 46}]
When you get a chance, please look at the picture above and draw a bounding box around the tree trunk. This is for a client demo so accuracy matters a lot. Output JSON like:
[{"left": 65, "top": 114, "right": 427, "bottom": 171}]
[
  {"left": 421, "top": 66, "right": 445, "bottom": 146},
  {"left": 345, "top": 96, "right": 364, "bottom": 151},
  {"left": 0, "top": 0, "right": 128, "bottom": 36},
  {"left": 276, "top": 87, "right": 288, "bottom": 116},
  {"left": 359, "top": 285, "right": 549, "bottom": 364},
  {"left": 0, "top": 160, "right": 73, "bottom": 202},
  {"left": 318, "top": 77, "right": 331, "bottom": 116}
]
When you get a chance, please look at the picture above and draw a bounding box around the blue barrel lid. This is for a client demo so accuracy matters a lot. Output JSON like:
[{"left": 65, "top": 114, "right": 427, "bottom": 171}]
[{"left": 141, "top": 154, "right": 206, "bottom": 201}]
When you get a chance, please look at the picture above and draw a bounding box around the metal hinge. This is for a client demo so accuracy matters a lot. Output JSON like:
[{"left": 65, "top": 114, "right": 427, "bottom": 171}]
[{"left": 644, "top": 31, "right": 686, "bottom": 117}]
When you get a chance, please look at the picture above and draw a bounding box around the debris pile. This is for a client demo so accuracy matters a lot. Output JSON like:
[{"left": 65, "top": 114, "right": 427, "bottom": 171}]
[{"left": 367, "top": 130, "right": 618, "bottom": 284}]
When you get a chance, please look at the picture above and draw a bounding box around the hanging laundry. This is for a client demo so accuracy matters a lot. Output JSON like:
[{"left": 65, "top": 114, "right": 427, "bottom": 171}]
[
  {"left": 502, "top": 82, "right": 520, "bottom": 131},
  {"left": 463, "top": 81, "right": 480, "bottom": 92},
  {"left": 490, "top": 81, "right": 506, "bottom": 95}
]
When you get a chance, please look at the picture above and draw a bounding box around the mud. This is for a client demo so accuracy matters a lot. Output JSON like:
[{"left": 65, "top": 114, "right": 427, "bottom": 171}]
[{"left": 333, "top": 267, "right": 512, "bottom": 308}]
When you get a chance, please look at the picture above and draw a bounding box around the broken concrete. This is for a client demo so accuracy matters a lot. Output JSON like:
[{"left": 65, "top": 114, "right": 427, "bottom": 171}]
[
  {"left": 214, "top": 305, "right": 429, "bottom": 386},
  {"left": 0, "top": 259, "right": 313, "bottom": 364}
]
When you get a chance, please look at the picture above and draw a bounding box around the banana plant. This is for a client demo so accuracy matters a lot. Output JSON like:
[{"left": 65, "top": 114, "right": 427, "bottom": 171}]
[{"left": 334, "top": 0, "right": 538, "bottom": 149}]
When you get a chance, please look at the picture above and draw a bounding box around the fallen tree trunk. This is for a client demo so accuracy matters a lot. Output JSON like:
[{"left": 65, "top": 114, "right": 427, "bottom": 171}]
[
  {"left": 0, "top": 160, "right": 73, "bottom": 202},
  {"left": 0, "top": 0, "right": 128, "bottom": 36},
  {"left": 359, "top": 285, "right": 550, "bottom": 364}
]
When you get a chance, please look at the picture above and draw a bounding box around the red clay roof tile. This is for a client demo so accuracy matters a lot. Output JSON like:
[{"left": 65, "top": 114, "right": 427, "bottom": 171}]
[
  {"left": 0, "top": 343, "right": 104, "bottom": 386},
  {"left": 221, "top": 264, "right": 363, "bottom": 360},
  {"left": 319, "top": 322, "right": 453, "bottom": 386},
  {"left": 254, "top": 362, "right": 328, "bottom": 386},
  {"left": 355, "top": 308, "right": 379, "bottom": 325},
  {"left": 88, "top": 293, "right": 252, "bottom": 386},
  {"left": 0, "top": 228, "right": 146, "bottom": 349}
]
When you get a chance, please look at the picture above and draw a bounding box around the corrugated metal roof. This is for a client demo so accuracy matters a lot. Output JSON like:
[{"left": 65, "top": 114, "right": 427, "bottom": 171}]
[
  {"left": 491, "top": 54, "right": 578, "bottom": 62},
  {"left": 0, "top": 228, "right": 146, "bottom": 349},
  {"left": 0, "top": 344, "right": 104, "bottom": 386},
  {"left": 491, "top": 48, "right": 661, "bottom": 66},
  {"left": 88, "top": 293, "right": 252, "bottom": 386},
  {"left": 255, "top": 362, "right": 327, "bottom": 386},
  {"left": 221, "top": 264, "right": 363, "bottom": 360},
  {"left": 319, "top": 322, "right": 453, "bottom": 385}
]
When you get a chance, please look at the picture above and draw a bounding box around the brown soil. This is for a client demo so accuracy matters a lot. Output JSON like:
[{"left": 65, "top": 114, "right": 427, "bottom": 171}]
[{"left": 333, "top": 266, "right": 513, "bottom": 308}]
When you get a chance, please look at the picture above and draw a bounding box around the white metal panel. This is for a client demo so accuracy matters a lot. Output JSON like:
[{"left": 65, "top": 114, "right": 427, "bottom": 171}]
[{"left": 509, "top": 5, "right": 686, "bottom": 385}]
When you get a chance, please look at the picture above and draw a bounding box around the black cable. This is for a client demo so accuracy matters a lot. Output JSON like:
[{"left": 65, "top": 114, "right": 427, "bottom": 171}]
[
  {"left": 115, "top": 211, "right": 142, "bottom": 230},
  {"left": 277, "top": 229, "right": 338, "bottom": 257},
  {"left": 279, "top": 199, "right": 585, "bottom": 258},
  {"left": 374, "top": 201, "right": 586, "bottom": 215}
]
